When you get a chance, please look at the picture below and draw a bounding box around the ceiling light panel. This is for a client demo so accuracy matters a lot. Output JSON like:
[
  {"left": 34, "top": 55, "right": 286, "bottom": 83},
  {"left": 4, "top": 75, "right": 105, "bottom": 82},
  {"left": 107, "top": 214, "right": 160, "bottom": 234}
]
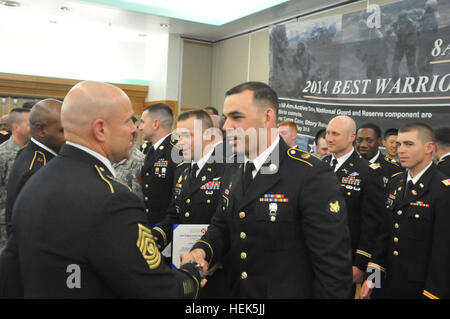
[{"left": 80, "top": 0, "right": 289, "bottom": 25}]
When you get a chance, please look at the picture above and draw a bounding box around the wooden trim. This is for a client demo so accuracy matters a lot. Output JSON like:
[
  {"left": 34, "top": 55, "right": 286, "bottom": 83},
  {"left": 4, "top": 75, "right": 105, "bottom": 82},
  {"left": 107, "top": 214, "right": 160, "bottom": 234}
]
[
  {"left": 0, "top": 72, "right": 148, "bottom": 115},
  {"left": 183, "top": 40, "right": 213, "bottom": 48}
]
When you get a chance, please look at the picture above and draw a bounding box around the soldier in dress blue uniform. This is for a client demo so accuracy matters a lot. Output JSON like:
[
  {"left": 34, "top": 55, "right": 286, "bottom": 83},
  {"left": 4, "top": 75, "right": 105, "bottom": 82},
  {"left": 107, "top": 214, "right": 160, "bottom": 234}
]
[
  {"left": 138, "top": 104, "right": 180, "bottom": 226},
  {"left": 355, "top": 123, "right": 403, "bottom": 187},
  {"left": 383, "top": 128, "right": 400, "bottom": 163},
  {"left": 361, "top": 123, "right": 450, "bottom": 299},
  {"left": 433, "top": 127, "right": 450, "bottom": 177},
  {"left": 181, "top": 82, "right": 353, "bottom": 298},
  {"left": 324, "top": 116, "right": 385, "bottom": 297},
  {"left": 5, "top": 99, "right": 65, "bottom": 237},
  {"left": 153, "top": 110, "right": 231, "bottom": 298},
  {"left": 0, "top": 81, "right": 203, "bottom": 298}
]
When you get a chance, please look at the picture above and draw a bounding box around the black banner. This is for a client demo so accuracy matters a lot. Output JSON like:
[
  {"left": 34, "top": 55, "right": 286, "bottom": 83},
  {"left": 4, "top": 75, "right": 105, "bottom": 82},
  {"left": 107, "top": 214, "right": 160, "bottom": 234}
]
[{"left": 270, "top": 0, "right": 450, "bottom": 151}]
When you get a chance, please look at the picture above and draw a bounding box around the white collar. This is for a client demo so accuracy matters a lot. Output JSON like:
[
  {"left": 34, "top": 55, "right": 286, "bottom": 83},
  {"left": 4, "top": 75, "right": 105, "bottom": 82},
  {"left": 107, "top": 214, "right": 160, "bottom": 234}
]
[
  {"left": 332, "top": 148, "right": 354, "bottom": 171},
  {"left": 440, "top": 152, "right": 450, "bottom": 161},
  {"left": 31, "top": 137, "right": 57, "bottom": 157},
  {"left": 66, "top": 141, "right": 116, "bottom": 177},
  {"left": 245, "top": 135, "right": 280, "bottom": 178},
  {"left": 369, "top": 151, "right": 381, "bottom": 164},
  {"left": 192, "top": 143, "right": 216, "bottom": 178},
  {"left": 407, "top": 161, "right": 432, "bottom": 185},
  {"left": 153, "top": 133, "right": 171, "bottom": 151}
]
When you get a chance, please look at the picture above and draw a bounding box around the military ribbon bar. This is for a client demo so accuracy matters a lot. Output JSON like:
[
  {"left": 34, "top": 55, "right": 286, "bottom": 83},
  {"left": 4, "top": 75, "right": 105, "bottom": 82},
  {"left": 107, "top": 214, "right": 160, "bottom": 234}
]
[
  {"left": 200, "top": 181, "right": 221, "bottom": 190},
  {"left": 341, "top": 177, "right": 361, "bottom": 186},
  {"left": 259, "top": 194, "right": 289, "bottom": 202},
  {"left": 410, "top": 201, "right": 430, "bottom": 207}
]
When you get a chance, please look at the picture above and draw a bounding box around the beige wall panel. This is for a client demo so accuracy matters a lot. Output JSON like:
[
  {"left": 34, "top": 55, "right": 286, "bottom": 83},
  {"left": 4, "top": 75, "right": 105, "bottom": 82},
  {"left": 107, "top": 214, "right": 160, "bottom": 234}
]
[
  {"left": 210, "top": 35, "right": 249, "bottom": 112},
  {"left": 180, "top": 41, "right": 213, "bottom": 110},
  {"left": 249, "top": 29, "right": 270, "bottom": 83}
]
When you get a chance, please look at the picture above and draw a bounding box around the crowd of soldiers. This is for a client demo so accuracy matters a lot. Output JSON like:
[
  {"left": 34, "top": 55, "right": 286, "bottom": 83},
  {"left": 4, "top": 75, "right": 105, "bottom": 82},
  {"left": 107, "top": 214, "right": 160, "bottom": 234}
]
[{"left": 0, "top": 80, "right": 449, "bottom": 299}]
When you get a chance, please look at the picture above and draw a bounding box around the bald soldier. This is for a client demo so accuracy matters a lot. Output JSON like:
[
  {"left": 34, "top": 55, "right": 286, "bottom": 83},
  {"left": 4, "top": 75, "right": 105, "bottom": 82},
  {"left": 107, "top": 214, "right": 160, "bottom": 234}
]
[
  {"left": 324, "top": 116, "right": 385, "bottom": 296},
  {"left": 0, "top": 81, "right": 204, "bottom": 298},
  {"left": 5, "top": 99, "right": 65, "bottom": 237}
]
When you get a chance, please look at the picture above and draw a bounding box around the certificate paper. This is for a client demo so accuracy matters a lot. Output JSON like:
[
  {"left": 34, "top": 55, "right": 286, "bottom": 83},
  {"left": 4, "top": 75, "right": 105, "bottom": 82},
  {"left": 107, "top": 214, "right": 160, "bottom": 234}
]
[{"left": 172, "top": 224, "right": 209, "bottom": 269}]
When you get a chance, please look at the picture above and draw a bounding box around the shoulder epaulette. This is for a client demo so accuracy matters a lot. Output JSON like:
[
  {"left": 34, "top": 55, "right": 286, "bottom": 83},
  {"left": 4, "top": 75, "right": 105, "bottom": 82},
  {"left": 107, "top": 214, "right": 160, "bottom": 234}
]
[
  {"left": 384, "top": 156, "right": 400, "bottom": 167},
  {"left": 29, "top": 151, "right": 47, "bottom": 170},
  {"left": 287, "top": 148, "right": 313, "bottom": 167},
  {"left": 170, "top": 138, "right": 177, "bottom": 147},
  {"left": 94, "top": 164, "right": 115, "bottom": 194},
  {"left": 442, "top": 179, "right": 450, "bottom": 187},
  {"left": 177, "top": 162, "right": 188, "bottom": 167},
  {"left": 391, "top": 171, "right": 404, "bottom": 178},
  {"left": 110, "top": 176, "right": 132, "bottom": 192},
  {"left": 0, "top": 130, "right": 8, "bottom": 135},
  {"left": 369, "top": 163, "right": 381, "bottom": 170}
]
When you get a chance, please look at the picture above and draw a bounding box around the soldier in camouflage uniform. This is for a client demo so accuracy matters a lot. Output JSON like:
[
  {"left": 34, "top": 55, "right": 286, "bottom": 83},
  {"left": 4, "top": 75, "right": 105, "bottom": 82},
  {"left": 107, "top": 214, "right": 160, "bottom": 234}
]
[
  {"left": 113, "top": 116, "right": 145, "bottom": 199},
  {"left": 113, "top": 145, "right": 145, "bottom": 198},
  {"left": 0, "top": 108, "right": 30, "bottom": 253}
]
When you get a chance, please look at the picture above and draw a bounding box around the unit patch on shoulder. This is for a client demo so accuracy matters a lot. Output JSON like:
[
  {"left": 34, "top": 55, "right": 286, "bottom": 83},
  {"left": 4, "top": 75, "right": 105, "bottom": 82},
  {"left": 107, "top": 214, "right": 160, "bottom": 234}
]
[
  {"left": 287, "top": 148, "right": 313, "bottom": 167},
  {"left": 442, "top": 179, "right": 450, "bottom": 187},
  {"left": 137, "top": 223, "right": 161, "bottom": 270}
]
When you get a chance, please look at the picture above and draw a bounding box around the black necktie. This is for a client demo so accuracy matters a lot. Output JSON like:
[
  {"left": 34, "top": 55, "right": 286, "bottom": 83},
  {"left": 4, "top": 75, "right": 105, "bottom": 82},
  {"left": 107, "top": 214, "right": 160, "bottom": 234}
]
[
  {"left": 146, "top": 146, "right": 155, "bottom": 158},
  {"left": 243, "top": 161, "right": 255, "bottom": 193},
  {"left": 331, "top": 158, "right": 338, "bottom": 171},
  {"left": 404, "top": 180, "right": 414, "bottom": 199},
  {"left": 189, "top": 163, "right": 198, "bottom": 186}
]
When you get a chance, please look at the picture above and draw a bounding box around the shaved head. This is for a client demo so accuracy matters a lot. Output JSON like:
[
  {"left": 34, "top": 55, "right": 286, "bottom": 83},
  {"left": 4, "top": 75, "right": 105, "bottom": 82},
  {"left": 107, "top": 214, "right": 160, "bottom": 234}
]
[
  {"left": 30, "top": 99, "right": 65, "bottom": 152},
  {"left": 62, "top": 81, "right": 129, "bottom": 139},
  {"left": 326, "top": 116, "right": 357, "bottom": 158},
  {"left": 30, "top": 99, "right": 62, "bottom": 135},
  {"left": 61, "top": 81, "right": 135, "bottom": 163},
  {"left": 329, "top": 116, "right": 357, "bottom": 134}
]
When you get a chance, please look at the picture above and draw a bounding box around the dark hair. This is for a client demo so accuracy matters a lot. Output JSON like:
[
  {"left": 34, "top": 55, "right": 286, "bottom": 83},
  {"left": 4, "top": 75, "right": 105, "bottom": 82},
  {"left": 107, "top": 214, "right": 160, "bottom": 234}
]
[
  {"left": 358, "top": 123, "right": 382, "bottom": 139},
  {"left": 22, "top": 101, "right": 35, "bottom": 109},
  {"left": 177, "top": 109, "right": 213, "bottom": 130},
  {"left": 143, "top": 103, "right": 174, "bottom": 130},
  {"left": 315, "top": 128, "right": 326, "bottom": 144},
  {"left": 204, "top": 106, "right": 219, "bottom": 115},
  {"left": 8, "top": 108, "right": 30, "bottom": 127},
  {"left": 225, "top": 81, "right": 279, "bottom": 115},
  {"left": 383, "top": 128, "right": 398, "bottom": 139},
  {"left": 399, "top": 122, "right": 435, "bottom": 143},
  {"left": 434, "top": 127, "right": 450, "bottom": 147}
]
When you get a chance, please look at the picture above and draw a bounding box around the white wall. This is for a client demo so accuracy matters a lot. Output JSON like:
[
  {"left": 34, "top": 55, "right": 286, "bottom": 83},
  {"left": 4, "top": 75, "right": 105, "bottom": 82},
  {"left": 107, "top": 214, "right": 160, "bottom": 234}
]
[{"left": 0, "top": 17, "right": 150, "bottom": 85}]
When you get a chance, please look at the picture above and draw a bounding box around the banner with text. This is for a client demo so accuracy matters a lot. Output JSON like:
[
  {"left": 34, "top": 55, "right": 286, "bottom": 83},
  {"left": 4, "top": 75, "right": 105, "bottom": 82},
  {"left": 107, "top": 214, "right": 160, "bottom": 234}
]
[{"left": 269, "top": 0, "right": 450, "bottom": 151}]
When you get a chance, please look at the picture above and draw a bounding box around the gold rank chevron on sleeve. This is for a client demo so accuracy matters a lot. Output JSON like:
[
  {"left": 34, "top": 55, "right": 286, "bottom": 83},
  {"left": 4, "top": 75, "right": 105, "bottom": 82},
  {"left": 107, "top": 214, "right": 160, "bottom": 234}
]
[{"left": 136, "top": 223, "right": 162, "bottom": 270}]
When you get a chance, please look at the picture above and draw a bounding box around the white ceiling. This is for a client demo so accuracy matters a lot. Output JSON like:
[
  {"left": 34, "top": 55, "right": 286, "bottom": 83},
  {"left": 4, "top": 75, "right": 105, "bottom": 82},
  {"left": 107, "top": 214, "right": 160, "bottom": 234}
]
[{"left": 0, "top": 0, "right": 351, "bottom": 42}]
